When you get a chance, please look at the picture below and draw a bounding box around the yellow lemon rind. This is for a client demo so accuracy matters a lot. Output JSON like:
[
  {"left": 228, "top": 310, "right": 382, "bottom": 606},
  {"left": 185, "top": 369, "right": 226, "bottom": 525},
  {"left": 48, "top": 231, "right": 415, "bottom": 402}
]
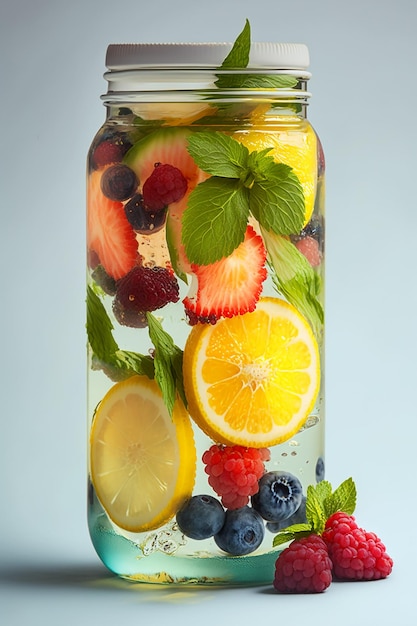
[{"left": 90, "top": 375, "right": 196, "bottom": 533}]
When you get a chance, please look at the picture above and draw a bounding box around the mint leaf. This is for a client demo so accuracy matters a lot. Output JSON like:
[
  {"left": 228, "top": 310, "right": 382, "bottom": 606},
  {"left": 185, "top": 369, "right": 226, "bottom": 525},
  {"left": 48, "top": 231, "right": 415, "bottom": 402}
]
[
  {"left": 330, "top": 477, "right": 357, "bottom": 516},
  {"left": 261, "top": 229, "right": 324, "bottom": 337},
  {"left": 235, "top": 74, "right": 299, "bottom": 89},
  {"left": 250, "top": 164, "right": 305, "bottom": 235},
  {"left": 314, "top": 480, "right": 333, "bottom": 504},
  {"left": 87, "top": 286, "right": 155, "bottom": 380},
  {"left": 272, "top": 523, "right": 312, "bottom": 547},
  {"left": 215, "top": 20, "right": 300, "bottom": 91},
  {"left": 86, "top": 285, "right": 118, "bottom": 359},
  {"left": 182, "top": 177, "right": 250, "bottom": 265},
  {"left": 306, "top": 484, "right": 327, "bottom": 535},
  {"left": 187, "top": 131, "right": 249, "bottom": 178},
  {"left": 219, "top": 19, "right": 251, "bottom": 70},
  {"left": 146, "top": 313, "right": 186, "bottom": 416}
]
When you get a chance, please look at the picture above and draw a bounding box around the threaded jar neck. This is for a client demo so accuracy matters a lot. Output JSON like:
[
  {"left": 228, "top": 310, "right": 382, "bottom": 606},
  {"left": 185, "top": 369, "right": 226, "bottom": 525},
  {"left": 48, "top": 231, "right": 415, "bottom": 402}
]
[{"left": 101, "top": 42, "right": 312, "bottom": 108}]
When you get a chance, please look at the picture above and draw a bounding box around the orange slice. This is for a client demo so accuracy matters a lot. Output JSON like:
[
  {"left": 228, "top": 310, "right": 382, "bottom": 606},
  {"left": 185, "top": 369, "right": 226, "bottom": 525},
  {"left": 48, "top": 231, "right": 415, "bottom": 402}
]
[
  {"left": 90, "top": 375, "right": 196, "bottom": 532},
  {"left": 183, "top": 297, "right": 320, "bottom": 448}
]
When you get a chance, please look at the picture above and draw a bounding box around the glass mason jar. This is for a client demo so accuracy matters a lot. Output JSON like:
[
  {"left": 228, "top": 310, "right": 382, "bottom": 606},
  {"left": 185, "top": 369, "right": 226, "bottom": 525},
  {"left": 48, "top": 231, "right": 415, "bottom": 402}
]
[{"left": 86, "top": 41, "right": 325, "bottom": 585}]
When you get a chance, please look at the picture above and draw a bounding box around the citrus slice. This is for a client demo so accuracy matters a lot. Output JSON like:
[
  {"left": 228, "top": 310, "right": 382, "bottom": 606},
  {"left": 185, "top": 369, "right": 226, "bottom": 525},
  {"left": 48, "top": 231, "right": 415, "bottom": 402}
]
[
  {"left": 90, "top": 375, "right": 196, "bottom": 533},
  {"left": 183, "top": 297, "right": 320, "bottom": 448},
  {"left": 233, "top": 121, "right": 318, "bottom": 226}
]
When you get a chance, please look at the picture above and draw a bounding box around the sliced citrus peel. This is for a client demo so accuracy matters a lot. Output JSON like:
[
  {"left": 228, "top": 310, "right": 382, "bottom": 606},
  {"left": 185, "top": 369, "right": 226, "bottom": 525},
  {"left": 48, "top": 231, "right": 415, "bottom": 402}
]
[
  {"left": 90, "top": 375, "right": 196, "bottom": 533},
  {"left": 183, "top": 297, "right": 320, "bottom": 448}
]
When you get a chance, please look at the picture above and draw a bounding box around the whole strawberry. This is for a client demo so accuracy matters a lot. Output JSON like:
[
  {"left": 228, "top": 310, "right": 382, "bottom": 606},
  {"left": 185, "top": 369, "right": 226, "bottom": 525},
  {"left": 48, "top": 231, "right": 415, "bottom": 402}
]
[
  {"left": 274, "top": 534, "right": 332, "bottom": 593},
  {"left": 322, "top": 512, "right": 393, "bottom": 581}
]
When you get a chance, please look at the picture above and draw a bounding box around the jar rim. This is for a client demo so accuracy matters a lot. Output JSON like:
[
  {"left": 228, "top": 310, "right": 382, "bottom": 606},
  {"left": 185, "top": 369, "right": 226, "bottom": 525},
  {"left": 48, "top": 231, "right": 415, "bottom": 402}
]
[{"left": 105, "top": 42, "right": 310, "bottom": 71}]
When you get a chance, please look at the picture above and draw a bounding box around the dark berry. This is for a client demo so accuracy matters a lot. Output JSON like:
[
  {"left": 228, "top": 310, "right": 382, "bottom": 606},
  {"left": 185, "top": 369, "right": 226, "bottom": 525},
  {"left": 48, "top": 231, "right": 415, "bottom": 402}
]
[
  {"left": 100, "top": 164, "right": 138, "bottom": 201},
  {"left": 315, "top": 457, "right": 325, "bottom": 482},
  {"left": 91, "top": 265, "right": 117, "bottom": 296},
  {"left": 176, "top": 495, "right": 225, "bottom": 540},
  {"left": 214, "top": 506, "right": 265, "bottom": 556},
  {"left": 112, "top": 300, "right": 147, "bottom": 328},
  {"left": 266, "top": 496, "right": 307, "bottom": 533},
  {"left": 91, "top": 131, "right": 132, "bottom": 170},
  {"left": 92, "top": 140, "right": 124, "bottom": 169},
  {"left": 299, "top": 216, "right": 324, "bottom": 250},
  {"left": 124, "top": 194, "right": 167, "bottom": 234},
  {"left": 142, "top": 163, "right": 187, "bottom": 211},
  {"left": 251, "top": 471, "right": 303, "bottom": 522},
  {"left": 113, "top": 265, "right": 180, "bottom": 327}
]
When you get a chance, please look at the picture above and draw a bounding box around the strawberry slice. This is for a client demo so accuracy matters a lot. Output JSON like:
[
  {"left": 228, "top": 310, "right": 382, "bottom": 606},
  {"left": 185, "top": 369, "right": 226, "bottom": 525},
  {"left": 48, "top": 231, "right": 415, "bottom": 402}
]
[
  {"left": 183, "top": 225, "right": 267, "bottom": 324},
  {"left": 87, "top": 170, "right": 138, "bottom": 280}
]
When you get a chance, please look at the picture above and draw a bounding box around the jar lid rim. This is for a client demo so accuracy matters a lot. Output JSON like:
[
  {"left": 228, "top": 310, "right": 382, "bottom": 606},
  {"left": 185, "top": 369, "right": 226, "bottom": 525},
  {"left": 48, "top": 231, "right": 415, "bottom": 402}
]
[{"left": 105, "top": 42, "right": 310, "bottom": 71}]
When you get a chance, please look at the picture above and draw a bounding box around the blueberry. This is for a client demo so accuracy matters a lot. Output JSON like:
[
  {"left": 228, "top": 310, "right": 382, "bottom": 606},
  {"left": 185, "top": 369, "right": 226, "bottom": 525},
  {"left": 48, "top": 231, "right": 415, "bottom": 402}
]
[
  {"left": 251, "top": 471, "right": 303, "bottom": 522},
  {"left": 315, "top": 457, "right": 325, "bottom": 482},
  {"left": 214, "top": 506, "right": 265, "bottom": 556},
  {"left": 266, "top": 495, "right": 307, "bottom": 533},
  {"left": 124, "top": 194, "right": 167, "bottom": 234},
  {"left": 176, "top": 495, "right": 225, "bottom": 540},
  {"left": 100, "top": 164, "right": 138, "bottom": 201},
  {"left": 300, "top": 216, "right": 324, "bottom": 251}
]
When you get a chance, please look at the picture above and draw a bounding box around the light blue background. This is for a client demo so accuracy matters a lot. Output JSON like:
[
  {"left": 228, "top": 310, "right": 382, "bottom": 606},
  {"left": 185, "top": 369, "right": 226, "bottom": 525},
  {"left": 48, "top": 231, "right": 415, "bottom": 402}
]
[{"left": 1, "top": 0, "right": 416, "bottom": 623}]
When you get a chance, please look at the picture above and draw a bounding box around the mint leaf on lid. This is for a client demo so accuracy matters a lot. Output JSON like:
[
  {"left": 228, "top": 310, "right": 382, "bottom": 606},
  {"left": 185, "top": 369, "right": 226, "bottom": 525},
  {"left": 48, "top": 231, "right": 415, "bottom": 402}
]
[
  {"left": 215, "top": 19, "right": 299, "bottom": 90},
  {"left": 217, "top": 19, "right": 251, "bottom": 71}
]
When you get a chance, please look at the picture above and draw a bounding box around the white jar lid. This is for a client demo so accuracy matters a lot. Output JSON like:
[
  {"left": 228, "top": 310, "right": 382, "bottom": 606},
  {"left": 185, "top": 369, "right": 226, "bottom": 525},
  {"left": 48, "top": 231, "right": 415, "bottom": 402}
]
[{"left": 105, "top": 42, "right": 310, "bottom": 72}]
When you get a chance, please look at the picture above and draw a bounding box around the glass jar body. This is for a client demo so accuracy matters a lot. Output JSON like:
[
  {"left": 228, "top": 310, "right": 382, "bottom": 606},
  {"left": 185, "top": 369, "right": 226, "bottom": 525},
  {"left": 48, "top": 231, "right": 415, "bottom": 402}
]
[{"left": 87, "top": 93, "right": 325, "bottom": 585}]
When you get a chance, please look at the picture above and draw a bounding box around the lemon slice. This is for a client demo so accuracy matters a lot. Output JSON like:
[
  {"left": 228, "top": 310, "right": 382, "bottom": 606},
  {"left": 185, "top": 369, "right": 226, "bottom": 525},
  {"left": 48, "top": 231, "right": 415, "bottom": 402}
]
[
  {"left": 90, "top": 375, "right": 196, "bottom": 533},
  {"left": 183, "top": 297, "right": 320, "bottom": 448},
  {"left": 234, "top": 121, "right": 318, "bottom": 226}
]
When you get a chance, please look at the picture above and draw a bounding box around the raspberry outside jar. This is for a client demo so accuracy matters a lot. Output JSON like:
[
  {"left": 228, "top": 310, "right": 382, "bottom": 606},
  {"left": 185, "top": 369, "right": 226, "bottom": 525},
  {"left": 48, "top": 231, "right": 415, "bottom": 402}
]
[{"left": 87, "top": 30, "right": 326, "bottom": 585}]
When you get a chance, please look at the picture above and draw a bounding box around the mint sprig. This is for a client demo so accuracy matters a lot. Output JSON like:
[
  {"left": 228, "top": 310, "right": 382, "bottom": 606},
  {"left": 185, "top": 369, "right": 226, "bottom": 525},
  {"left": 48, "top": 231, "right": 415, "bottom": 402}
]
[
  {"left": 183, "top": 130, "right": 305, "bottom": 265},
  {"left": 86, "top": 286, "right": 185, "bottom": 416},
  {"left": 261, "top": 229, "right": 324, "bottom": 337},
  {"left": 215, "top": 20, "right": 298, "bottom": 90},
  {"left": 272, "top": 478, "right": 357, "bottom": 547}
]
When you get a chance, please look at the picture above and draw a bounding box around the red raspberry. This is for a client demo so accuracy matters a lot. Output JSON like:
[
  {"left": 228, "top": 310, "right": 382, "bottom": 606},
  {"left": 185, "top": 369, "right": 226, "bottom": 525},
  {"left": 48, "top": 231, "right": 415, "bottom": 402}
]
[
  {"left": 295, "top": 236, "right": 321, "bottom": 267},
  {"left": 113, "top": 265, "right": 180, "bottom": 327},
  {"left": 322, "top": 512, "right": 393, "bottom": 580},
  {"left": 274, "top": 535, "right": 333, "bottom": 594},
  {"left": 92, "top": 140, "right": 124, "bottom": 169},
  {"left": 142, "top": 163, "right": 188, "bottom": 211},
  {"left": 202, "top": 444, "right": 270, "bottom": 510}
]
